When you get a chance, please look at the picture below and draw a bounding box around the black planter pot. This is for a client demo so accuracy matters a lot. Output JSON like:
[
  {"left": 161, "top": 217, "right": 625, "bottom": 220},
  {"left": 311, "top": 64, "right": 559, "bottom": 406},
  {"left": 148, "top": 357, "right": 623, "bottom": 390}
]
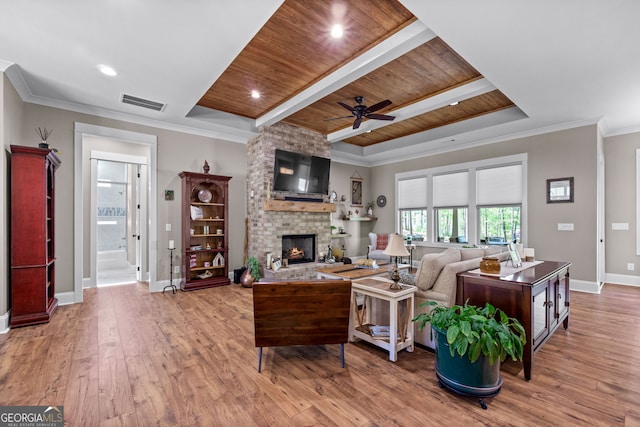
[{"left": 433, "top": 327, "right": 503, "bottom": 399}]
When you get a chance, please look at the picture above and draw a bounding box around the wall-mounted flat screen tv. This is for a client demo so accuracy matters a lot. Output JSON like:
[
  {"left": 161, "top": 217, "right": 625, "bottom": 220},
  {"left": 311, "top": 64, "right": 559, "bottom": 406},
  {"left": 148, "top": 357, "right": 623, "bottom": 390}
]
[{"left": 272, "top": 149, "right": 331, "bottom": 195}]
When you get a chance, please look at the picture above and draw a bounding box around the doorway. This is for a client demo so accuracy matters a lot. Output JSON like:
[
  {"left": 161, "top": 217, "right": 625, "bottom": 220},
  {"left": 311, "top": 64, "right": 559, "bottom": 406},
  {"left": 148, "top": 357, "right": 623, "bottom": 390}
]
[
  {"left": 95, "top": 159, "right": 137, "bottom": 286},
  {"left": 90, "top": 150, "right": 148, "bottom": 288},
  {"left": 74, "top": 123, "right": 158, "bottom": 303}
]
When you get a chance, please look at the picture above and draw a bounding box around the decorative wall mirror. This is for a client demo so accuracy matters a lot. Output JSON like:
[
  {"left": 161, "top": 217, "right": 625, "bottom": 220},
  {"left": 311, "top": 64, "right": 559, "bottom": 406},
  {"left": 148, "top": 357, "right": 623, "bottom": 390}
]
[{"left": 547, "top": 177, "right": 574, "bottom": 203}]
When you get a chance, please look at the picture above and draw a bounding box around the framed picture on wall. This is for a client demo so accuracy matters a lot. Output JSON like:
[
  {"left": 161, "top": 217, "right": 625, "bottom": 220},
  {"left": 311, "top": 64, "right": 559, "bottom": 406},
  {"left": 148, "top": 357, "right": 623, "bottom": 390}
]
[
  {"left": 351, "top": 177, "right": 363, "bottom": 206},
  {"left": 547, "top": 177, "right": 574, "bottom": 203}
]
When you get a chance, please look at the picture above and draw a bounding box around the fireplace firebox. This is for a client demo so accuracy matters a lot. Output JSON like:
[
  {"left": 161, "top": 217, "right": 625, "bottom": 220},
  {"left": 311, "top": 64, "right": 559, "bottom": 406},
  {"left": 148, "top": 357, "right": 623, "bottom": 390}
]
[{"left": 282, "top": 234, "right": 316, "bottom": 264}]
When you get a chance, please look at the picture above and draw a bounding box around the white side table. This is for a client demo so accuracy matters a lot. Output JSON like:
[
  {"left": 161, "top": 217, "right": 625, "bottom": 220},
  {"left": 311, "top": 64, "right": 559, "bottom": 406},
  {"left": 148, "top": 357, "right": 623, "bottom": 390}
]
[{"left": 349, "top": 276, "right": 416, "bottom": 362}]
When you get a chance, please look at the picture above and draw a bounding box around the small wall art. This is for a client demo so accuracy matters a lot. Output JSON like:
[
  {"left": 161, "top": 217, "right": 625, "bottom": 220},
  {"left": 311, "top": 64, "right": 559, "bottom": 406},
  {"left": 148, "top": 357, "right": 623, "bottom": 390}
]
[
  {"left": 350, "top": 171, "right": 363, "bottom": 207},
  {"left": 165, "top": 190, "right": 174, "bottom": 201},
  {"left": 547, "top": 177, "right": 574, "bottom": 203}
]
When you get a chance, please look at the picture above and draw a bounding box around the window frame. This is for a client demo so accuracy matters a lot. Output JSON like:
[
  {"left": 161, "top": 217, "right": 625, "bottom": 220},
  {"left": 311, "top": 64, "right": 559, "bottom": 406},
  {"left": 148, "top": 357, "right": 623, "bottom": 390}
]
[{"left": 394, "top": 153, "right": 527, "bottom": 247}]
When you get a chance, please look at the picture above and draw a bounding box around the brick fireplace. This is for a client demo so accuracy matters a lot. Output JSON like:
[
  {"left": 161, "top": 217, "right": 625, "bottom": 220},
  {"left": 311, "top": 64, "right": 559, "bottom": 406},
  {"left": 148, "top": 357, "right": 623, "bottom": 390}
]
[{"left": 246, "top": 122, "right": 332, "bottom": 279}]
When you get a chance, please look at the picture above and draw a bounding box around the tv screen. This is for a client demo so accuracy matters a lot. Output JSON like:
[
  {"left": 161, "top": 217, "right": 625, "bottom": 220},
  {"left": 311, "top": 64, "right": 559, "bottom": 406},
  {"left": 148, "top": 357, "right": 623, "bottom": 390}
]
[{"left": 273, "top": 149, "right": 330, "bottom": 195}]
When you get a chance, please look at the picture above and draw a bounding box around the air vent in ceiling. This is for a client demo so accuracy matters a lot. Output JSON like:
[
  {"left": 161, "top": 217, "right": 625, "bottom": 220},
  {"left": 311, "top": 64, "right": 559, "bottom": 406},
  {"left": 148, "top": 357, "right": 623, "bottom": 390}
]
[{"left": 121, "top": 93, "right": 166, "bottom": 112}]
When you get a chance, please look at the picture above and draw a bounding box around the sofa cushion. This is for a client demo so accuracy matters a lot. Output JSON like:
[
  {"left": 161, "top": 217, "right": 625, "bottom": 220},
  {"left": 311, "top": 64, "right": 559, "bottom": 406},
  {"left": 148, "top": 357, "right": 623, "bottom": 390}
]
[
  {"left": 460, "top": 248, "right": 485, "bottom": 260},
  {"left": 484, "top": 247, "right": 501, "bottom": 256},
  {"left": 375, "top": 233, "right": 389, "bottom": 250},
  {"left": 415, "top": 248, "right": 460, "bottom": 291}
]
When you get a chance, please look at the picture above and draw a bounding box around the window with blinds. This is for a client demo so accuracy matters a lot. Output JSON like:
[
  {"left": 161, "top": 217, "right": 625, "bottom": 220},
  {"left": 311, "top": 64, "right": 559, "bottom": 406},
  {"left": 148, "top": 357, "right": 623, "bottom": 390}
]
[
  {"left": 398, "top": 177, "right": 427, "bottom": 241},
  {"left": 395, "top": 154, "right": 526, "bottom": 246}
]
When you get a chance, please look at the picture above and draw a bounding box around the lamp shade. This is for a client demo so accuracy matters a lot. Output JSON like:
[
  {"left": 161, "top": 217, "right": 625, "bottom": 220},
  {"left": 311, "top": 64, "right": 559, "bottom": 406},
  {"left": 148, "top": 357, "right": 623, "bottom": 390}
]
[{"left": 383, "top": 233, "right": 409, "bottom": 257}]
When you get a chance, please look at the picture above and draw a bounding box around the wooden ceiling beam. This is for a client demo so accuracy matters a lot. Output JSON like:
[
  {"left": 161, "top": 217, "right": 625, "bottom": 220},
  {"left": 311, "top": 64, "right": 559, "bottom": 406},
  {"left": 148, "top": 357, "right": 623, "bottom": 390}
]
[
  {"left": 327, "top": 77, "right": 496, "bottom": 142},
  {"left": 256, "top": 20, "right": 435, "bottom": 128}
]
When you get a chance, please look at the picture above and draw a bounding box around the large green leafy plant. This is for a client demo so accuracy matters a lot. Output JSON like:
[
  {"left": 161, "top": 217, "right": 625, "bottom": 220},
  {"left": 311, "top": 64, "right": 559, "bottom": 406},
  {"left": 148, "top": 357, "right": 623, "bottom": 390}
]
[{"left": 414, "top": 301, "right": 526, "bottom": 365}]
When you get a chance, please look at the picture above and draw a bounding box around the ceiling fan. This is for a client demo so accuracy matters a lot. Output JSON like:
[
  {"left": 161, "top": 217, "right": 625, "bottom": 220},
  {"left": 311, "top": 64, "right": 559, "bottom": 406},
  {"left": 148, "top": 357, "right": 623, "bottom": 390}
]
[{"left": 327, "top": 96, "right": 395, "bottom": 130}]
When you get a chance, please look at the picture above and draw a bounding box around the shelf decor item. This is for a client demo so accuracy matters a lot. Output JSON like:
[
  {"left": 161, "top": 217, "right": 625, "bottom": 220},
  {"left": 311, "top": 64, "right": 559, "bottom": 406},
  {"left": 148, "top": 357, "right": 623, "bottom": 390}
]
[
  {"left": 35, "top": 127, "right": 53, "bottom": 148},
  {"left": 240, "top": 256, "right": 261, "bottom": 288}
]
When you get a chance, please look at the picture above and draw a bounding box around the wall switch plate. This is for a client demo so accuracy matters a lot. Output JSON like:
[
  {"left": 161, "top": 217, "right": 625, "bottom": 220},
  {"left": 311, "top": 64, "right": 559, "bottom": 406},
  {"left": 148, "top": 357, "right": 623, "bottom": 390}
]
[
  {"left": 612, "top": 223, "right": 629, "bottom": 230},
  {"left": 627, "top": 263, "right": 635, "bottom": 271},
  {"left": 557, "top": 223, "right": 574, "bottom": 231},
  {"left": 174, "top": 266, "right": 180, "bottom": 274},
  {"left": 166, "top": 223, "right": 171, "bottom": 232}
]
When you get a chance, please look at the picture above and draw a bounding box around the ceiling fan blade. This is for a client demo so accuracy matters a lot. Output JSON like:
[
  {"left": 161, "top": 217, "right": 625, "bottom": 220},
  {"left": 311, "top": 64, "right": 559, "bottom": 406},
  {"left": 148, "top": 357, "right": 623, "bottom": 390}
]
[
  {"left": 366, "top": 99, "right": 392, "bottom": 113},
  {"left": 366, "top": 114, "right": 395, "bottom": 121},
  {"left": 353, "top": 117, "right": 362, "bottom": 129},
  {"left": 338, "top": 101, "right": 356, "bottom": 113},
  {"left": 323, "top": 115, "right": 354, "bottom": 121}
]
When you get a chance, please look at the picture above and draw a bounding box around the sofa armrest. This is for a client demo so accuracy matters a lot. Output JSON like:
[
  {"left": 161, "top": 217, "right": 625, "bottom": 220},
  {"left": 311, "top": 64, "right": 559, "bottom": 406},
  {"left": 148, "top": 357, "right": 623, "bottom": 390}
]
[{"left": 431, "top": 258, "right": 483, "bottom": 306}]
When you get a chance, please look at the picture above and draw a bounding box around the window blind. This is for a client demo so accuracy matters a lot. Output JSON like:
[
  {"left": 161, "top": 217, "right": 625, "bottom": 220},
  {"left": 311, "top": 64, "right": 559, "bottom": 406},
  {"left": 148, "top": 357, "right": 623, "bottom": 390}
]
[
  {"left": 433, "top": 171, "right": 468, "bottom": 207},
  {"left": 476, "top": 164, "right": 522, "bottom": 205},
  {"left": 398, "top": 177, "right": 427, "bottom": 208}
]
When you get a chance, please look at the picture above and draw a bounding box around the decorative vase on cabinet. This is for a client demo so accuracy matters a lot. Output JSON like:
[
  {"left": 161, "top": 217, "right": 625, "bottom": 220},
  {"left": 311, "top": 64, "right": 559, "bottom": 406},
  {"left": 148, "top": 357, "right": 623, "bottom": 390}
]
[
  {"left": 10, "top": 145, "right": 61, "bottom": 327},
  {"left": 179, "top": 171, "right": 231, "bottom": 290}
]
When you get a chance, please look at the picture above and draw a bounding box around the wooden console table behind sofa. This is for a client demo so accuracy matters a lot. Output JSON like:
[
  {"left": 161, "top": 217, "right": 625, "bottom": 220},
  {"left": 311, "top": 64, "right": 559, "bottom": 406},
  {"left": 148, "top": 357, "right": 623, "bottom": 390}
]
[
  {"left": 456, "top": 261, "right": 570, "bottom": 381},
  {"left": 252, "top": 280, "right": 352, "bottom": 372}
]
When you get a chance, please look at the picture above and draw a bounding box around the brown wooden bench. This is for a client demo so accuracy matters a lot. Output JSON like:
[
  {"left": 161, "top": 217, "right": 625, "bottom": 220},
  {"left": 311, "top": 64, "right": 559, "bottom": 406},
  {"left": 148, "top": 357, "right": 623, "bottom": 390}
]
[{"left": 252, "top": 279, "right": 352, "bottom": 372}]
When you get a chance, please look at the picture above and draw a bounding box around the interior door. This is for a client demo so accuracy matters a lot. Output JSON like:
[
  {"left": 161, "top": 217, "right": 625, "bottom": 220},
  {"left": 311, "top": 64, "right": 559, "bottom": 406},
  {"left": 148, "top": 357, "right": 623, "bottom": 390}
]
[{"left": 136, "top": 163, "right": 148, "bottom": 281}]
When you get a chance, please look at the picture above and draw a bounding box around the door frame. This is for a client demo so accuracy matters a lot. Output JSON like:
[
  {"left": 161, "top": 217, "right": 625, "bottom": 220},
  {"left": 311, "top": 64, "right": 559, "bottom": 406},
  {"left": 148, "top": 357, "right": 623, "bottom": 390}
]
[
  {"left": 90, "top": 152, "right": 148, "bottom": 287},
  {"left": 74, "top": 123, "right": 157, "bottom": 302}
]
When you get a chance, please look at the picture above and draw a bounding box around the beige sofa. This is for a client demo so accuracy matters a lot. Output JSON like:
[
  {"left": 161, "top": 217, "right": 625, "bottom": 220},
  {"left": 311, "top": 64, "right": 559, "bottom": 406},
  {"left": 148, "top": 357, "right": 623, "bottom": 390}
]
[{"left": 411, "top": 247, "right": 508, "bottom": 348}]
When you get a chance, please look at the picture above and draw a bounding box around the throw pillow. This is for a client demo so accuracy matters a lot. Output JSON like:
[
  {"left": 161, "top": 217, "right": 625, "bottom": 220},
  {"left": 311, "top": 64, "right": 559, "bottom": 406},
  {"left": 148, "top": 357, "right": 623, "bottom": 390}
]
[
  {"left": 375, "top": 233, "right": 389, "bottom": 250},
  {"left": 399, "top": 272, "right": 415, "bottom": 286},
  {"left": 414, "top": 248, "right": 461, "bottom": 291}
]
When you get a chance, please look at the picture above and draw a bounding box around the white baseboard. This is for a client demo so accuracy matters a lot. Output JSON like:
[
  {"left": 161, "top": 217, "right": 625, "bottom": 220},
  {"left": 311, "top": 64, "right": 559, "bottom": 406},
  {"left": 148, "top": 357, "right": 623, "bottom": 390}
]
[
  {"left": 605, "top": 273, "right": 640, "bottom": 287},
  {"left": 570, "top": 279, "right": 601, "bottom": 294},
  {"left": 0, "top": 310, "right": 9, "bottom": 334},
  {"left": 82, "top": 277, "right": 91, "bottom": 289},
  {"left": 150, "top": 279, "right": 180, "bottom": 293},
  {"left": 56, "top": 292, "right": 76, "bottom": 306}
]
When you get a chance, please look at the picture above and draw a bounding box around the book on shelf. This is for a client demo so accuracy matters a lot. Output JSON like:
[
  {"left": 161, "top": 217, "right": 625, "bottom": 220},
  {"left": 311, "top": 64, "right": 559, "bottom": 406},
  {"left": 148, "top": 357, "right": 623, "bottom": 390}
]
[{"left": 369, "top": 325, "right": 400, "bottom": 339}]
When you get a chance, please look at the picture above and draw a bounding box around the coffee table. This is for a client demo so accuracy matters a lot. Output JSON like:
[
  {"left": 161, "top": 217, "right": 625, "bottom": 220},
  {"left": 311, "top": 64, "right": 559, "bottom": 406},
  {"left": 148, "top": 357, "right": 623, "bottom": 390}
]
[
  {"left": 348, "top": 276, "right": 416, "bottom": 361},
  {"left": 316, "top": 262, "right": 409, "bottom": 280}
]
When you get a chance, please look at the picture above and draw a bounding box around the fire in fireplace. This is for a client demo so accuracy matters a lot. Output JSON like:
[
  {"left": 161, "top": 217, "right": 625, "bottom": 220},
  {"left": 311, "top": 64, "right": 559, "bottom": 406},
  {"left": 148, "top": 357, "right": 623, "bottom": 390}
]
[{"left": 282, "top": 234, "right": 316, "bottom": 264}]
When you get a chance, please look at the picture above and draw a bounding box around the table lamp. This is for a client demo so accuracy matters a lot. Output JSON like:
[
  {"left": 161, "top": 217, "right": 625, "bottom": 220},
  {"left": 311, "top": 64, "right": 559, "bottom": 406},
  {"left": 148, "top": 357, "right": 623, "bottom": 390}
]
[{"left": 383, "top": 233, "right": 410, "bottom": 290}]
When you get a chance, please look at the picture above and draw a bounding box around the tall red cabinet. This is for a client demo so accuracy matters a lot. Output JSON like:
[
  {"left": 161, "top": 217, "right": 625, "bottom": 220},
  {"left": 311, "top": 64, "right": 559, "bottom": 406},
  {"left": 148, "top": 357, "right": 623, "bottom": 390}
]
[{"left": 10, "top": 145, "right": 61, "bottom": 327}]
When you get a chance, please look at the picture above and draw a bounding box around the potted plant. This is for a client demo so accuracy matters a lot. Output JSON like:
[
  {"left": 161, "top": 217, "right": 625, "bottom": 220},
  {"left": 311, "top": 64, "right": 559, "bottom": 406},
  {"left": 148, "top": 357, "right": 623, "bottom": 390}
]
[
  {"left": 240, "top": 256, "right": 261, "bottom": 288},
  {"left": 413, "top": 301, "right": 526, "bottom": 404}
]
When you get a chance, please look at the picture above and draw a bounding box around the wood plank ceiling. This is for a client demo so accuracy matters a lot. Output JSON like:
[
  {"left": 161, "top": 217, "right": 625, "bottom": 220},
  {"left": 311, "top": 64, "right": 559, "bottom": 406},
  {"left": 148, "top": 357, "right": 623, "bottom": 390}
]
[{"left": 196, "top": 0, "right": 515, "bottom": 148}]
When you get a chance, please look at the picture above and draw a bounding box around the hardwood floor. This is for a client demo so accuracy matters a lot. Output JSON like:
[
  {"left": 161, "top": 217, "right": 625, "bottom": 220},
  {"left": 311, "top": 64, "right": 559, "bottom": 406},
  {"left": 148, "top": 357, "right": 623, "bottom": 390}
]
[{"left": 0, "top": 283, "right": 639, "bottom": 426}]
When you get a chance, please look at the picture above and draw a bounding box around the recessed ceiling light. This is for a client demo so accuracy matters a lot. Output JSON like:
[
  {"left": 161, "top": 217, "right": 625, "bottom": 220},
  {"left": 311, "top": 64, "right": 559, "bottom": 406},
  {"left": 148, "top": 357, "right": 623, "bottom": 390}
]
[
  {"left": 98, "top": 64, "right": 117, "bottom": 76},
  {"left": 330, "top": 24, "right": 344, "bottom": 39},
  {"left": 251, "top": 90, "right": 261, "bottom": 99},
  {"left": 449, "top": 101, "right": 460, "bottom": 106}
]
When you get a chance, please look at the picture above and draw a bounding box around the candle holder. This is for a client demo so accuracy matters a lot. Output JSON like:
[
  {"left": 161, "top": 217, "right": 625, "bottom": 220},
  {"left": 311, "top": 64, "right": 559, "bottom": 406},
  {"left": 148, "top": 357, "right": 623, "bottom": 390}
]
[{"left": 163, "top": 247, "right": 177, "bottom": 294}]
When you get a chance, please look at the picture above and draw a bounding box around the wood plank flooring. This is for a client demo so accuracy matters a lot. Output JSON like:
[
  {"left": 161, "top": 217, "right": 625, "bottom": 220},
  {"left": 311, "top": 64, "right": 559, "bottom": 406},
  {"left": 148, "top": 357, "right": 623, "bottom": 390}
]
[{"left": 0, "top": 282, "right": 639, "bottom": 426}]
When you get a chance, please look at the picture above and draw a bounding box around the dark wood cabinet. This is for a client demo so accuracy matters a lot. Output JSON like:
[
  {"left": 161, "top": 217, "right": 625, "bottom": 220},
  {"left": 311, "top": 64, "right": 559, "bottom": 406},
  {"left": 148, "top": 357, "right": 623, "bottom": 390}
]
[
  {"left": 179, "top": 171, "right": 231, "bottom": 290},
  {"left": 456, "top": 261, "right": 570, "bottom": 380},
  {"left": 10, "top": 145, "right": 61, "bottom": 327}
]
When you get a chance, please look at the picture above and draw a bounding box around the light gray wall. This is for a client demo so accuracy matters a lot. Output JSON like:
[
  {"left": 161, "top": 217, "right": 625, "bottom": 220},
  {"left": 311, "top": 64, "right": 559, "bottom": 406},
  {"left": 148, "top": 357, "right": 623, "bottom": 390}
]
[
  {"left": 329, "top": 161, "right": 374, "bottom": 256},
  {"left": 604, "top": 131, "right": 640, "bottom": 277},
  {"left": 1, "top": 73, "right": 24, "bottom": 319},
  {"left": 19, "top": 102, "right": 247, "bottom": 293},
  {"left": 370, "top": 125, "right": 599, "bottom": 283}
]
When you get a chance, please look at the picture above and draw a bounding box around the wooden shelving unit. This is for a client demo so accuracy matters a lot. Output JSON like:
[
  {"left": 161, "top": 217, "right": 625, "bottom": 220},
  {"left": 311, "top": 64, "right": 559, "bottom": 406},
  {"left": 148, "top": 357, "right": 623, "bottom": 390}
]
[
  {"left": 179, "top": 172, "right": 231, "bottom": 290},
  {"left": 10, "top": 145, "right": 60, "bottom": 327}
]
